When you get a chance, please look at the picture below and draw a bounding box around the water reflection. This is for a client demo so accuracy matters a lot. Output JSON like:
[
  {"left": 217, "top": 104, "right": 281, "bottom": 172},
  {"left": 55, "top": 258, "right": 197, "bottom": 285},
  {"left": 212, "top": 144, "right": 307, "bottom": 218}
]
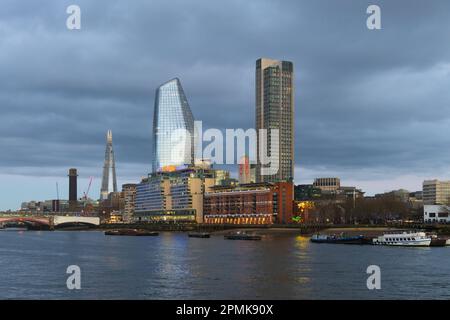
[{"left": 0, "top": 231, "right": 449, "bottom": 299}]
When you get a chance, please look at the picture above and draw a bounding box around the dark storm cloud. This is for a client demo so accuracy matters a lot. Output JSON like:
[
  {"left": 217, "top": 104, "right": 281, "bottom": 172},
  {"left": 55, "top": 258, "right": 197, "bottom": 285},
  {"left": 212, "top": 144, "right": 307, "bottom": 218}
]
[{"left": 1, "top": 0, "right": 450, "bottom": 203}]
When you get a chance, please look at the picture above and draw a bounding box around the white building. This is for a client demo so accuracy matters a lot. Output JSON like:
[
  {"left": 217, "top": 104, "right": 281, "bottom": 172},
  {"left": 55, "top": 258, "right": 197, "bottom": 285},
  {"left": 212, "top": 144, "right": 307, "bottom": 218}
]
[{"left": 424, "top": 205, "right": 450, "bottom": 223}]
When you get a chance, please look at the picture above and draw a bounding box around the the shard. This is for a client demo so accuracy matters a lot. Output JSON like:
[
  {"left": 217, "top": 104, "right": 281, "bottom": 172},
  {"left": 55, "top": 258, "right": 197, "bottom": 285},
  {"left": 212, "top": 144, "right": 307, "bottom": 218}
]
[
  {"left": 152, "top": 78, "right": 195, "bottom": 172},
  {"left": 100, "top": 130, "right": 118, "bottom": 200}
]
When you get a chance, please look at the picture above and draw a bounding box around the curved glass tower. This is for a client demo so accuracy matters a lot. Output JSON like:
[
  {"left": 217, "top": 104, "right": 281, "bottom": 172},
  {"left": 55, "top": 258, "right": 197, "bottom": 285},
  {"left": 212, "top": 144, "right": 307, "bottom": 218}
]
[{"left": 152, "top": 78, "right": 195, "bottom": 172}]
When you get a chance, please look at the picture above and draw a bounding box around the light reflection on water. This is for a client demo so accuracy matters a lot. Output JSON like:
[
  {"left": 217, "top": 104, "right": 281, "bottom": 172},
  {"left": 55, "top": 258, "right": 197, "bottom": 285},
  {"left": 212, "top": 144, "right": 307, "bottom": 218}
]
[{"left": 0, "top": 230, "right": 449, "bottom": 299}]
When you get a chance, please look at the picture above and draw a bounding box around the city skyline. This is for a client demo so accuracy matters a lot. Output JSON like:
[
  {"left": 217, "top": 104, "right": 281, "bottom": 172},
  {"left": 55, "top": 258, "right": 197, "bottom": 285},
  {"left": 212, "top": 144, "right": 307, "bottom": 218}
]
[{"left": 2, "top": 1, "right": 450, "bottom": 210}]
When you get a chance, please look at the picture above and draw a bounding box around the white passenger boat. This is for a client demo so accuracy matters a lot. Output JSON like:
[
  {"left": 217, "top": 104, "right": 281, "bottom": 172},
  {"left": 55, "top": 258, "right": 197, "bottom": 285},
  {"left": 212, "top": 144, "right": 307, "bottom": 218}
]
[{"left": 372, "top": 231, "right": 431, "bottom": 247}]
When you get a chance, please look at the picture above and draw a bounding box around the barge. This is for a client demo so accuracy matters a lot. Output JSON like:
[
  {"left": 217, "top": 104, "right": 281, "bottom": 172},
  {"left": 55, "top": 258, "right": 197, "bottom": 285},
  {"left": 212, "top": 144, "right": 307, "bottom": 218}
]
[
  {"left": 188, "top": 232, "right": 211, "bottom": 238},
  {"left": 104, "top": 229, "right": 159, "bottom": 236},
  {"left": 310, "top": 234, "right": 370, "bottom": 245},
  {"left": 224, "top": 231, "right": 261, "bottom": 241}
]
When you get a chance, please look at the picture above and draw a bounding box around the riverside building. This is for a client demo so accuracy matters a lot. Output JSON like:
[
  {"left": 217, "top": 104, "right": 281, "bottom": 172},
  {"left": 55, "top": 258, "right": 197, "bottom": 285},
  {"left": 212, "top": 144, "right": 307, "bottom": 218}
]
[
  {"left": 134, "top": 165, "right": 216, "bottom": 223},
  {"left": 203, "top": 182, "right": 294, "bottom": 225}
]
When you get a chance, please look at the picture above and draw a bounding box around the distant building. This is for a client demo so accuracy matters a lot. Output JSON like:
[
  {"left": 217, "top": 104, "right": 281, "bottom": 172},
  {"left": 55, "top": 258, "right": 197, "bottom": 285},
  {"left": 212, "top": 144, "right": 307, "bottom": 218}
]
[
  {"left": 99, "top": 191, "right": 124, "bottom": 222},
  {"left": 21, "top": 200, "right": 69, "bottom": 214},
  {"left": 214, "top": 169, "right": 230, "bottom": 186},
  {"left": 311, "top": 178, "right": 363, "bottom": 200},
  {"left": 294, "top": 184, "right": 321, "bottom": 201},
  {"left": 424, "top": 205, "right": 450, "bottom": 223},
  {"left": 313, "top": 178, "right": 340, "bottom": 192},
  {"left": 152, "top": 78, "right": 195, "bottom": 172},
  {"left": 423, "top": 180, "right": 450, "bottom": 205},
  {"left": 238, "top": 155, "right": 251, "bottom": 184},
  {"left": 108, "top": 211, "right": 123, "bottom": 224},
  {"left": 203, "top": 182, "right": 294, "bottom": 224},
  {"left": 100, "top": 130, "right": 118, "bottom": 200},
  {"left": 376, "top": 189, "right": 410, "bottom": 202},
  {"left": 135, "top": 166, "right": 216, "bottom": 223},
  {"left": 122, "top": 184, "right": 137, "bottom": 223},
  {"left": 250, "top": 164, "right": 257, "bottom": 183},
  {"left": 255, "top": 58, "right": 294, "bottom": 183}
]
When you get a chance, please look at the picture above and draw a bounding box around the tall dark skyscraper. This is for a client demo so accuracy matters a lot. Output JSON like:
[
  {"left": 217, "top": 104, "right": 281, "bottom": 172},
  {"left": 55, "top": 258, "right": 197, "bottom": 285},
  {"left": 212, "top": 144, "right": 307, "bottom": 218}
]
[
  {"left": 152, "top": 78, "right": 195, "bottom": 172},
  {"left": 100, "top": 130, "right": 118, "bottom": 200},
  {"left": 255, "top": 58, "right": 294, "bottom": 183},
  {"left": 68, "top": 168, "right": 78, "bottom": 212}
]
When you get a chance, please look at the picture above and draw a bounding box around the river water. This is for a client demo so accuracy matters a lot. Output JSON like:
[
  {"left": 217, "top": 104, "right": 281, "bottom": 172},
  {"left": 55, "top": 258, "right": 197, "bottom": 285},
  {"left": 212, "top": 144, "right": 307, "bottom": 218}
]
[{"left": 0, "top": 230, "right": 449, "bottom": 299}]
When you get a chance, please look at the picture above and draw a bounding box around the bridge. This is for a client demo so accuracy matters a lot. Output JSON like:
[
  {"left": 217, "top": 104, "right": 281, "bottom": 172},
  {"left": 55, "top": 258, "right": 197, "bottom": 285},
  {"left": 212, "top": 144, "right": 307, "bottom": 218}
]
[{"left": 0, "top": 215, "right": 100, "bottom": 228}]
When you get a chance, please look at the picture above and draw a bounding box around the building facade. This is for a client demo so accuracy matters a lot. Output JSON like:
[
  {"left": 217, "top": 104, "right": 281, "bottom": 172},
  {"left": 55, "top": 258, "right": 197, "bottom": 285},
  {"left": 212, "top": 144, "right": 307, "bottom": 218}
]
[
  {"left": 214, "top": 169, "right": 230, "bottom": 186},
  {"left": 424, "top": 205, "right": 450, "bottom": 223},
  {"left": 294, "top": 184, "right": 322, "bottom": 201},
  {"left": 203, "top": 182, "right": 293, "bottom": 225},
  {"left": 255, "top": 58, "right": 294, "bottom": 183},
  {"left": 122, "top": 184, "right": 137, "bottom": 223},
  {"left": 152, "top": 78, "right": 195, "bottom": 172},
  {"left": 238, "top": 155, "right": 253, "bottom": 184},
  {"left": 313, "top": 178, "right": 341, "bottom": 192},
  {"left": 423, "top": 180, "right": 450, "bottom": 205},
  {"left": 100, "top": 130, "right": 118, "bottom": 200},
  {"left": 135, "top": 166, "right": 216, "bottom": 223}
]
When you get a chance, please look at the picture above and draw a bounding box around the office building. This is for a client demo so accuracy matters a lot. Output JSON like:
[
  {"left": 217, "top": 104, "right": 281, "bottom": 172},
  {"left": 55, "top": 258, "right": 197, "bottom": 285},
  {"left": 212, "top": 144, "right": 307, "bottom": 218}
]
[
  {"left": 135, "top": 165, "right": 216, "bottom": 223},
  {"left": 255, "top": 58, "right": 294, "bottom": 183},
  {"left": 423, "top": 180, "right": 450, "bottom": 205},
  {"left": 122, "top": 184, "right": 137, "bottom": 223},
  {"left": 313, "top": 178, "right": 341, "bottom": 192},
  {"left": 152, "top": 78, "right": 195, "bottom": 172}
]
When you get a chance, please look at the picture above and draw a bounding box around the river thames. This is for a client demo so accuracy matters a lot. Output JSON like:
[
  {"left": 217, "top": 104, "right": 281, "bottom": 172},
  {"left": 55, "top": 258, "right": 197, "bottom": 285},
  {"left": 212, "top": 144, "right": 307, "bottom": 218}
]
[{"left": 0, "top": 230, "right": 449, "bottom": 299}]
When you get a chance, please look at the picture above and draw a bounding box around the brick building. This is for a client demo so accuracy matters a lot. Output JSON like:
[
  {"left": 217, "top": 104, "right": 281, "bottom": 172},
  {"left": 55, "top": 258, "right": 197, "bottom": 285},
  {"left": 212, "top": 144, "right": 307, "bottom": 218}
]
[{"left": 203, "top": 182, "right": 293, "bottom": 225}]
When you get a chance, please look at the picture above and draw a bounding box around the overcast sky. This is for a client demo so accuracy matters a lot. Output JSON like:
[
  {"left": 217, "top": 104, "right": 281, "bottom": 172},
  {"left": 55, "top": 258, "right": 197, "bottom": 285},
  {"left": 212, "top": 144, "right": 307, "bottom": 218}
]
[{"left": 1, "top": 0, "right": 450, "bottom": 210}]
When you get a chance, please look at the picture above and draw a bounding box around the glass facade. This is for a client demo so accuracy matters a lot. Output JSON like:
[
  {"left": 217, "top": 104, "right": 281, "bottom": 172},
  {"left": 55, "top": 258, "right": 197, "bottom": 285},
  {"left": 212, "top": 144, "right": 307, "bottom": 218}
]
[
  {"left": 255, "top": 58, "right": 294, "bottom": 183},
  {"left": 152, "top": 78, "right": 195, "bottom": 172}
]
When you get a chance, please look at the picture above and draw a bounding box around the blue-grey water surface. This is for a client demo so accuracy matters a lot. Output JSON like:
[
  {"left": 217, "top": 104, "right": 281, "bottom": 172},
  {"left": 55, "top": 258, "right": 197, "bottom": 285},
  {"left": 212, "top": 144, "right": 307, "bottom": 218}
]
[{"left": 0, "top": 230, "right": 449, "bottom": 299}]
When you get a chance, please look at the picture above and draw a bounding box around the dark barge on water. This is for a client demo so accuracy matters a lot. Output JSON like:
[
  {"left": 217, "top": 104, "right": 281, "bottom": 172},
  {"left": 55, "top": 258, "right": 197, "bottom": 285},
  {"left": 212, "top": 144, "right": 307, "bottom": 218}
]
[
  {"left": 188, "top": 232, "right": 211, "bottom": 238},
  {"left": 310, "top": 234, "right": 371, "bottom": 245},
  {"left": 104, "top": 229, "right": 159, "bottom": 236},
  {"left": 225, "top": 231, "right": 262, "bottom": 241}
]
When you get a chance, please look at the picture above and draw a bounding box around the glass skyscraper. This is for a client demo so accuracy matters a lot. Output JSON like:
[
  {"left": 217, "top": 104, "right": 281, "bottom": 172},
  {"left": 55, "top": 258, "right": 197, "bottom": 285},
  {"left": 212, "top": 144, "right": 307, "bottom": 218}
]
[
  {"left": 255, "top": 58, "right": 294, "bottom": 183},
  {"left": 152, "top": 78, "right": 195, "bottom": 172}
]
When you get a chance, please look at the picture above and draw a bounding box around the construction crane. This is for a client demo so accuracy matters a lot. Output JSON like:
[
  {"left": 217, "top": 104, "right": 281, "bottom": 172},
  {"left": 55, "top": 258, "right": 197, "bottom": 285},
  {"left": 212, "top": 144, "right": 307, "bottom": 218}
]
[{"left": 82, "top": 176, "right": 94, "bottom": 200}]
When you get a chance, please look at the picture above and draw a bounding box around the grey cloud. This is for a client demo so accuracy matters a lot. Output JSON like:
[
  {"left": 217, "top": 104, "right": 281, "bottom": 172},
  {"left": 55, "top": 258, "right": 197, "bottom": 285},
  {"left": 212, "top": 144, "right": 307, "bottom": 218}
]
[{"left": 1, "top": 0, "right": 450, "bottom": 209}]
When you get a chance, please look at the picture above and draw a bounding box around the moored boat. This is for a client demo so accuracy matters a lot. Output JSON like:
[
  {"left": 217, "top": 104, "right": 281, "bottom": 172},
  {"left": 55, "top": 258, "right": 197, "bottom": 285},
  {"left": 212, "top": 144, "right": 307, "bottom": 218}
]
[
  {"left": 310, "top": 234, "right": 369, "bottom": 244},
  {"left": 104, "top": 229, "right": 159, "bottom": 236},
  {"left": 225, "top": 231, "right": 261, "bottom": 241},
  {"left": 372, "top": 231, "right": 431, "bottom": 246},
  {"left": 188, "top": 232, "right": 211, "bottom": 238}
]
